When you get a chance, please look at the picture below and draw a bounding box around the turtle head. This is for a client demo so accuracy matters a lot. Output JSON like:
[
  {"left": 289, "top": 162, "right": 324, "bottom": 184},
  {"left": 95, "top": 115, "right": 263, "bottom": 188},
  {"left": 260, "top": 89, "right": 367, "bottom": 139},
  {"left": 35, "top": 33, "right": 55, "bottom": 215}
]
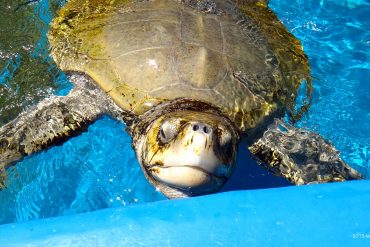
[{"left": 133, "top": 110, "right": 239, "bottom": 198}]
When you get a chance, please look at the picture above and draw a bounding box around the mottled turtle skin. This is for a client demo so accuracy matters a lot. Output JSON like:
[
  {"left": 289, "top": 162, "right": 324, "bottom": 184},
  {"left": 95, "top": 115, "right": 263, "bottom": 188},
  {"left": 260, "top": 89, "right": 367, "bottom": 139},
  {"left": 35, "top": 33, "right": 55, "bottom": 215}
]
[
  {"left": 48, "top": 0, "right": 311, "bottom": 133},
  {"left": 0, "top": 0, "right": 362, "bottom": 198}
]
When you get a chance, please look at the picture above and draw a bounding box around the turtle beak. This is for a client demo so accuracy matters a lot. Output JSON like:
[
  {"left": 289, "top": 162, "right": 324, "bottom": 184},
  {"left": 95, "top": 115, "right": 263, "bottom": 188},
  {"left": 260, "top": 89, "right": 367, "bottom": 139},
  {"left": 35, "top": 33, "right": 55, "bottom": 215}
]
[{"left": 146, "top": 122, "right": 236, "bottom": 195}]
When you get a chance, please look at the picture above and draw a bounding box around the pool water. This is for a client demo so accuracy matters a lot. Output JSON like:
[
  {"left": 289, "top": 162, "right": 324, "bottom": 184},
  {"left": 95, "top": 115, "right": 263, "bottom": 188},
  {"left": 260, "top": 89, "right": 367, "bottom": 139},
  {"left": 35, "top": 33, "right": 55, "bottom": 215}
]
[
  {"left": 0, "top": 0, "right": 71, "bottom": 125},
  {"left": 0, "top": 0, "right": 369, "bottom": 225},
  {"left": 270, "top": 0, "right": 370, "bottom": 175}
]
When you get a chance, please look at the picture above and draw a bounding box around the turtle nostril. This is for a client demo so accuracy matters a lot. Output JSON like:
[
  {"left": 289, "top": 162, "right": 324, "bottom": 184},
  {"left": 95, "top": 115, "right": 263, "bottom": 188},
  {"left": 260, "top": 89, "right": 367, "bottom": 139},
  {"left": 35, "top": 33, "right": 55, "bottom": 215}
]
[{"left": 192, "top": 123, "right": 211, "bottom": 134}]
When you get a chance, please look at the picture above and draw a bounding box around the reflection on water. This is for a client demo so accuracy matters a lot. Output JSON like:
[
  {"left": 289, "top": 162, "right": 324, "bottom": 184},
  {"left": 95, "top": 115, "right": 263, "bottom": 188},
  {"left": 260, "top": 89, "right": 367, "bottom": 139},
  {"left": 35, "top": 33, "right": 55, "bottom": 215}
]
[
  {"left": 0, "top": 116, "right": 165, "bottom": 225},
  {"left": 0, "top": 0, "right": 70, "bottom": 125}
]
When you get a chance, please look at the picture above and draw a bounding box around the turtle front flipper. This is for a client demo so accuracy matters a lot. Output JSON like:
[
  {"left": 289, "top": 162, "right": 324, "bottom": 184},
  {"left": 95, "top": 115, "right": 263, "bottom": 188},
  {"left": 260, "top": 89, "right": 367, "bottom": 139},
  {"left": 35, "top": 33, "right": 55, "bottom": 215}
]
[
  {"left": 248, "top": 119, "right": 363, "bottom": 185},
  {"left": 0, "top": 73, "right": 122, "bottom": 185}
]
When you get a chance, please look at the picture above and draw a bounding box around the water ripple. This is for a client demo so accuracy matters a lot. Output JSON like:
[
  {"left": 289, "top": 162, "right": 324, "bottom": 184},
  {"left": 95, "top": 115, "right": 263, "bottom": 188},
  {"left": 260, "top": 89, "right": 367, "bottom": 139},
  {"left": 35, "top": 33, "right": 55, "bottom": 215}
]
[{"left": 271, "top": 0, "right": 370, "bottom": 175}]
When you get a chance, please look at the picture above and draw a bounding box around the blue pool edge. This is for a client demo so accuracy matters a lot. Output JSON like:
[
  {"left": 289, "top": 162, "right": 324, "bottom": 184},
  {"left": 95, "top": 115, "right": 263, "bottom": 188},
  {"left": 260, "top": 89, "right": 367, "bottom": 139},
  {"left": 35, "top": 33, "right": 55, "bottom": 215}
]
[{"left": 1, "top": 180, "right": 370, "bottom": 246}]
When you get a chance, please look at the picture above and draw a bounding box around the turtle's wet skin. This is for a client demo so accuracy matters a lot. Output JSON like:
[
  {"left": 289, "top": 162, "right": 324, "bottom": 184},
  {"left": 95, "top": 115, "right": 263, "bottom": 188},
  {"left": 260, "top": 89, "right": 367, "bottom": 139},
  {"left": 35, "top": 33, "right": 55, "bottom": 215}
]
[
  {"left": 0, "top": 0, "right": 362, "bottom": 198},
  {"left": 131, "top": 102, "right": 240, "bottom": 197}
]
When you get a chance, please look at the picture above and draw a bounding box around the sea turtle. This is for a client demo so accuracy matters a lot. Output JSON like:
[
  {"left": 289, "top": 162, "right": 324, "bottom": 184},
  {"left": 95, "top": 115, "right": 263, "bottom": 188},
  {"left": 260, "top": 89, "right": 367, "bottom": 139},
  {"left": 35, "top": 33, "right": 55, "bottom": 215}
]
[{"left": 0, "top": 0, "right": 362, "bottom": 198}]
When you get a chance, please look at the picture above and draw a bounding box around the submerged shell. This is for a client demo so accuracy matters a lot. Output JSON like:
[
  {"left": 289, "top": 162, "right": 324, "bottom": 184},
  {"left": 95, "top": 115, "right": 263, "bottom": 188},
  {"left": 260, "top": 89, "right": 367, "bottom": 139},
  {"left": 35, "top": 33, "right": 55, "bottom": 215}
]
[{"left": 48, "top": 0, "right": 311, "bottom": 132}]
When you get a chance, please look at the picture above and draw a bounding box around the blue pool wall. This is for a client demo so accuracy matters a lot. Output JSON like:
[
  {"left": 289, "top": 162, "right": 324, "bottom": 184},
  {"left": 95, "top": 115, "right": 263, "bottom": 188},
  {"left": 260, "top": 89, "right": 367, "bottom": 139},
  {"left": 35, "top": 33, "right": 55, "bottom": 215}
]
[{"left": 1, "top": 180, "right": 369, "bottom": 246}]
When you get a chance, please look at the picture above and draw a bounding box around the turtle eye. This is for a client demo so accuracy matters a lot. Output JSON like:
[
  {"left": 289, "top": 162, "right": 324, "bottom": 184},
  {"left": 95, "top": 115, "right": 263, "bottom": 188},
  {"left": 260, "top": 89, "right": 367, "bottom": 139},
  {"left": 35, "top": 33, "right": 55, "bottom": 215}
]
[
  {"left": 159, "top": 120, "right": 178, "bottom": 144},
  {"left": 218, "top": 126, "right": 232, "bottom": 147}
]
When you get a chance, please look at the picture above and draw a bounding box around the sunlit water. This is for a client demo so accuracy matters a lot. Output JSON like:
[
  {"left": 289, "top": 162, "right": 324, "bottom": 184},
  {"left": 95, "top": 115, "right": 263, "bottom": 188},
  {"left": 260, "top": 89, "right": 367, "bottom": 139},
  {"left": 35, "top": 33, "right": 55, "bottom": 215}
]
[
  {"left": 270, "top": 0, "right": 370, "bottom": 174},
  {"left": 0, "top": 0, "right": 71, "bottom": 125},
  {"left": 0, "top": 0, "right": 369, "bottom": 224}
]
